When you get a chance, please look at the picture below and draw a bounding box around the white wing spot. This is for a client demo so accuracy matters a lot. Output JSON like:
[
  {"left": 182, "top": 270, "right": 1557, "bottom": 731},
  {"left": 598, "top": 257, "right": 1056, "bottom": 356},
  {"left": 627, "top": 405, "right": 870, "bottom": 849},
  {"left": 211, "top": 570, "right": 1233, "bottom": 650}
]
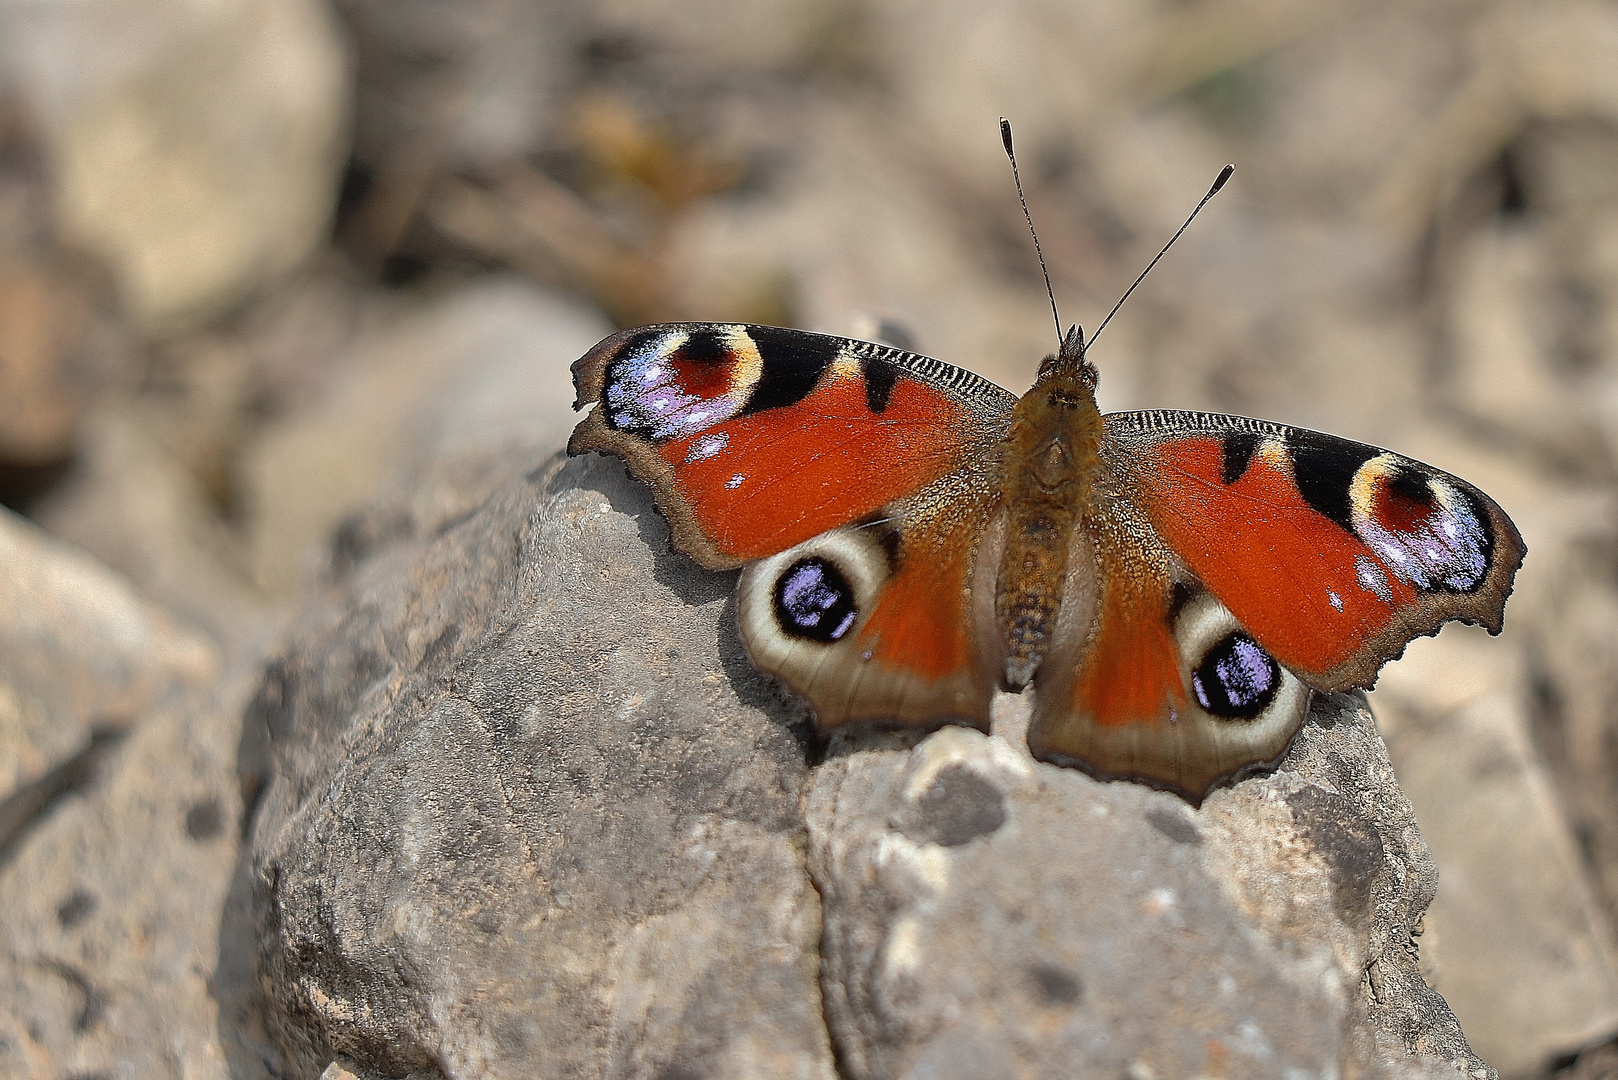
[
  {"left": 1355, "top": 555, "right": 1393, "bottom": 602},
  {"left": 685, "top": 431, "right": 730, "bottom": 462},
  {"left": 727, "top": 474, "right": 746, "bottom": 489},
  {"left": 1328, "top": 590, "right": 1343, "bottom": 611}
]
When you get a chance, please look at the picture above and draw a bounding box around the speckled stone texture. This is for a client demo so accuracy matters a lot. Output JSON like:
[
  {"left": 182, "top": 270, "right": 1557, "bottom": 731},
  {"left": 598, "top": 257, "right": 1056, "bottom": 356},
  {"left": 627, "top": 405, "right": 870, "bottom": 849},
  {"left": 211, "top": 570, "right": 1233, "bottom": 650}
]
[
  {"left": 0, "top": 509, "right": 240, "bottom": 1078},
  {"left": 239, "top": 450, "right": 834, "bottom": 1079},
  {"left": 808, "top": 700, "right": 1479, "bottom": 1079},
  {"left": 238, "top": 448, "right": 1496, "bottom": 1079}
]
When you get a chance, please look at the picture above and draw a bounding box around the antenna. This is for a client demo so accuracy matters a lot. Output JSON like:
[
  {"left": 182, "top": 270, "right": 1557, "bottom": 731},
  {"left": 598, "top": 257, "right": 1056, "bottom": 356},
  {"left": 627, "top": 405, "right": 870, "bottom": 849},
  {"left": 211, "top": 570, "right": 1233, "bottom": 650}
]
[
  {"left": 1000, "top": 118, "right": 1063, "bottom": 351},
  {"left": 1088, "top": 164, "right": 1233, "bottom": 351}
]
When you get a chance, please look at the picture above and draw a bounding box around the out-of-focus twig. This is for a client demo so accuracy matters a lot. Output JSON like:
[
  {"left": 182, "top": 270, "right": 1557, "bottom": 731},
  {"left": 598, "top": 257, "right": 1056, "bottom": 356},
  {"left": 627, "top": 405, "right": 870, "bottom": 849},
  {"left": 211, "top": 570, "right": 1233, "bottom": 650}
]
[
  {"left": 1136, "top": 0, "right": 1358, "bottom": 101},
  {"left": 425, "top": 167, "right": 674, "bottom": 325},
  {"left": 1368, "top": 1, "right": 1618, "bottom": 246}
]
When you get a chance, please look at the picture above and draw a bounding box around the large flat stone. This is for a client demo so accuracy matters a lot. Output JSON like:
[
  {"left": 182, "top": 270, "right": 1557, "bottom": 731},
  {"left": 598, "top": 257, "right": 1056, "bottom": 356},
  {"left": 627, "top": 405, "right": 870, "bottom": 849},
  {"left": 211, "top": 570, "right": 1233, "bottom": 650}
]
[
  {"left": 0, "top": 507, "right": 214, "bottom": 807},
  {"left": 0, "top": 509, "right": 243, "bottom": 1079},
  {"left": 241, "top": 448, "right": 1497, "bottom": 1079}
]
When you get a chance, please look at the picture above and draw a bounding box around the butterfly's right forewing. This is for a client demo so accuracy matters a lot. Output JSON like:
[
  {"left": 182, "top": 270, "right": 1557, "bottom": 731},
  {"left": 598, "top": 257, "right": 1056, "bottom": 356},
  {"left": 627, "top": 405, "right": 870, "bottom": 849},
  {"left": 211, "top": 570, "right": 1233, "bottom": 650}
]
[{"left": 1102, "top": 410, "right": 1525, "bottom": 691}]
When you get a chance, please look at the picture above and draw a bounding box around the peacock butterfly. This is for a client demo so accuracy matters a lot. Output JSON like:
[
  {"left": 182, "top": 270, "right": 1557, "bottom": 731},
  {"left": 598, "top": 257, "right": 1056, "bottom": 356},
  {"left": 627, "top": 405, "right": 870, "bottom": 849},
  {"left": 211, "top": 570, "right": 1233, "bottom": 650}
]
[{"left": 566, "top": 144, "right": 1525, "bottom": 804}]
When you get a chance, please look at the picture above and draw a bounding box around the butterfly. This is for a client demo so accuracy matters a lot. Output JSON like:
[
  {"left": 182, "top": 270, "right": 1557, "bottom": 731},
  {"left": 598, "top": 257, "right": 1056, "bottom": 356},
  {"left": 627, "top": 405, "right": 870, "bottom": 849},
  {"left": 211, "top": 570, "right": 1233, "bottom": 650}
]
[
  {"left": 567, "top": 126, "right": 1524, "bottom": 806},
  {"left": 567, "top": 314, "right": 1524, "bottom": 803}
]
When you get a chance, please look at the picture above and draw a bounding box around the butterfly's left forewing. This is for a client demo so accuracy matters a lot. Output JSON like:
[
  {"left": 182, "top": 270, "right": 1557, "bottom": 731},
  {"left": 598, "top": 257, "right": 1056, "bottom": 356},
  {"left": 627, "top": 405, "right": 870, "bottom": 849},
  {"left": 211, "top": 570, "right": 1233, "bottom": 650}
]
[
  {"left": 571, "top": 322, "right": 1017, "bottom": 732},
  {"left": 571, "top": 323, "right": 1015, "bottom": 569}
]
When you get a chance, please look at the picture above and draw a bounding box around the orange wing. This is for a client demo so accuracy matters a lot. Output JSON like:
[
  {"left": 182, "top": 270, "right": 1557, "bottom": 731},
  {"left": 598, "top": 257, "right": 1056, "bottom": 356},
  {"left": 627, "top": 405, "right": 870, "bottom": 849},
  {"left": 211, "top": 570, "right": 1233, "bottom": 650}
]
[
  {"left": 570, "top": 323, "right": 1015, "bottom": 568},
  {"left": 1103, "top": 411, "right": 1525, "bottom": 690},
  {"left": 1028, "top": 498, "right": 1311, "bottom": 804}
]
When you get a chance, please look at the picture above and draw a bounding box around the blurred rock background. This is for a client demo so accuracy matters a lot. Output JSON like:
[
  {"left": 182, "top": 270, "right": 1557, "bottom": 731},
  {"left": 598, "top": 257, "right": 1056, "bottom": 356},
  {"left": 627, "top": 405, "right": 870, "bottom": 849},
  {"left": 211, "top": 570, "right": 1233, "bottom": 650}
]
[{"left": 0, "top": 0, "right": 1616, "bottom": 1076}]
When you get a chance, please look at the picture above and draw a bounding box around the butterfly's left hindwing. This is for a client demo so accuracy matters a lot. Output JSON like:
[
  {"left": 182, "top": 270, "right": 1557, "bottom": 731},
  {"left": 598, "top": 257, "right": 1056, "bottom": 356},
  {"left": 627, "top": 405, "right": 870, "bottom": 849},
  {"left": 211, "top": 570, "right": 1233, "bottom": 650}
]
[
  {"left": 571, "top": 322, "right": 1016, "bottom": 732},
  {"left": 570, "top": 323, "right": 1016, "bottom": 569},
  {"left": 1101, "top": 411, "right": 1526, "bottom": 691},
  {"left": 735, "top": 481, "right": 1006, "bottom": 732}
]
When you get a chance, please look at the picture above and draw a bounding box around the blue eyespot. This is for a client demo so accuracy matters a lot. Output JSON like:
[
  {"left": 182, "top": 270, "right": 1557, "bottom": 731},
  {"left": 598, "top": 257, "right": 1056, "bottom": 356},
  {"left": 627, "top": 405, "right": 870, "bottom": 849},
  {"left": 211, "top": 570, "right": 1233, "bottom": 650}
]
[
  {"left": 1192, "top": 632, "right": 1280, "bottom": 719},
  {"left": 773, "top": 558, "right": 858, "bottom": 643}
]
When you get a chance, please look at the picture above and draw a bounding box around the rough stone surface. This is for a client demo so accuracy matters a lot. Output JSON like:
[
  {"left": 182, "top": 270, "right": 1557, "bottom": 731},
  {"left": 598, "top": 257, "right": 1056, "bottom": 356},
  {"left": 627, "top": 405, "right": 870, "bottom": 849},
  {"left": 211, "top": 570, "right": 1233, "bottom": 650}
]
[
  {"left": 0, "top": 675, "right": 249, "bottom": 1079},
  {"left": 241, "top": 448, "right": 1495, "bottom": 1079},
  {"left": 0, "top": 509, "right": 244, "bottom": 1079},
  {"left": 0, "top": 507, "right": 214, "bottom": 807},
  {"left": 240, "top": 450, "right": 835, "bottom": 1079},
  {"left": 808, "top": 697, "right": 1484, "bottom": 1080}
]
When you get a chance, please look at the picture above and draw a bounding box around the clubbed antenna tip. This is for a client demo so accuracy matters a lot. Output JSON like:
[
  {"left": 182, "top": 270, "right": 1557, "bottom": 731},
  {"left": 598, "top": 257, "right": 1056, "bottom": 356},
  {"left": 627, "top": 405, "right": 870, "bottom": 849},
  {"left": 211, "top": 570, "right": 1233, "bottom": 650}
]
[
  {"left": 1088, "top": 164, "right": 1235, "bottom": 351},
  {"left": 999, "top": 118, "right": 1063, "bottom": 351}
]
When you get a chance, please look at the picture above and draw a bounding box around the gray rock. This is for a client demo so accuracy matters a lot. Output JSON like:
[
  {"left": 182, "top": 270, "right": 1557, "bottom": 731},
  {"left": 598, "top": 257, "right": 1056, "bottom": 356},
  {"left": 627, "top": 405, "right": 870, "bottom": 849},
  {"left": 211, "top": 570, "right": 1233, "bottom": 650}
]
[
  {"left": 0, "top": 0, "right": 349, "bottom": 328},
  {"left": 0, "top": 507, "right": 215, "bottom": 811},
  {"left": 0, "top": 674, "right": 249, "bottom": 1080},
  {"left": 242, "top": 450, "right": 834, "bottom": 1079},
  {"left": 0, "top": 509, "right": 245, "bottom": 1079},
  {"left": 807, "top": 696, "right": 1486, "bottom": 1079},
  {"left": 243, "top": 448, "right": 1495, "bottom": 1079}
]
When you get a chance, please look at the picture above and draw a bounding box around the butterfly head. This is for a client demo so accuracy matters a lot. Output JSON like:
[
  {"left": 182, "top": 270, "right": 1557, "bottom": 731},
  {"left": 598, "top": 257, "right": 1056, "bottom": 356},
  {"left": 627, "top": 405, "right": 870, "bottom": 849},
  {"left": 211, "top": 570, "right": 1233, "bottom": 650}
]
[
  {"left": 1012, "top": 321, "right": 1105, "bottom": 500},
  {"left": 1036, "top": 323, "right": 1100, "bottom": 393}
]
